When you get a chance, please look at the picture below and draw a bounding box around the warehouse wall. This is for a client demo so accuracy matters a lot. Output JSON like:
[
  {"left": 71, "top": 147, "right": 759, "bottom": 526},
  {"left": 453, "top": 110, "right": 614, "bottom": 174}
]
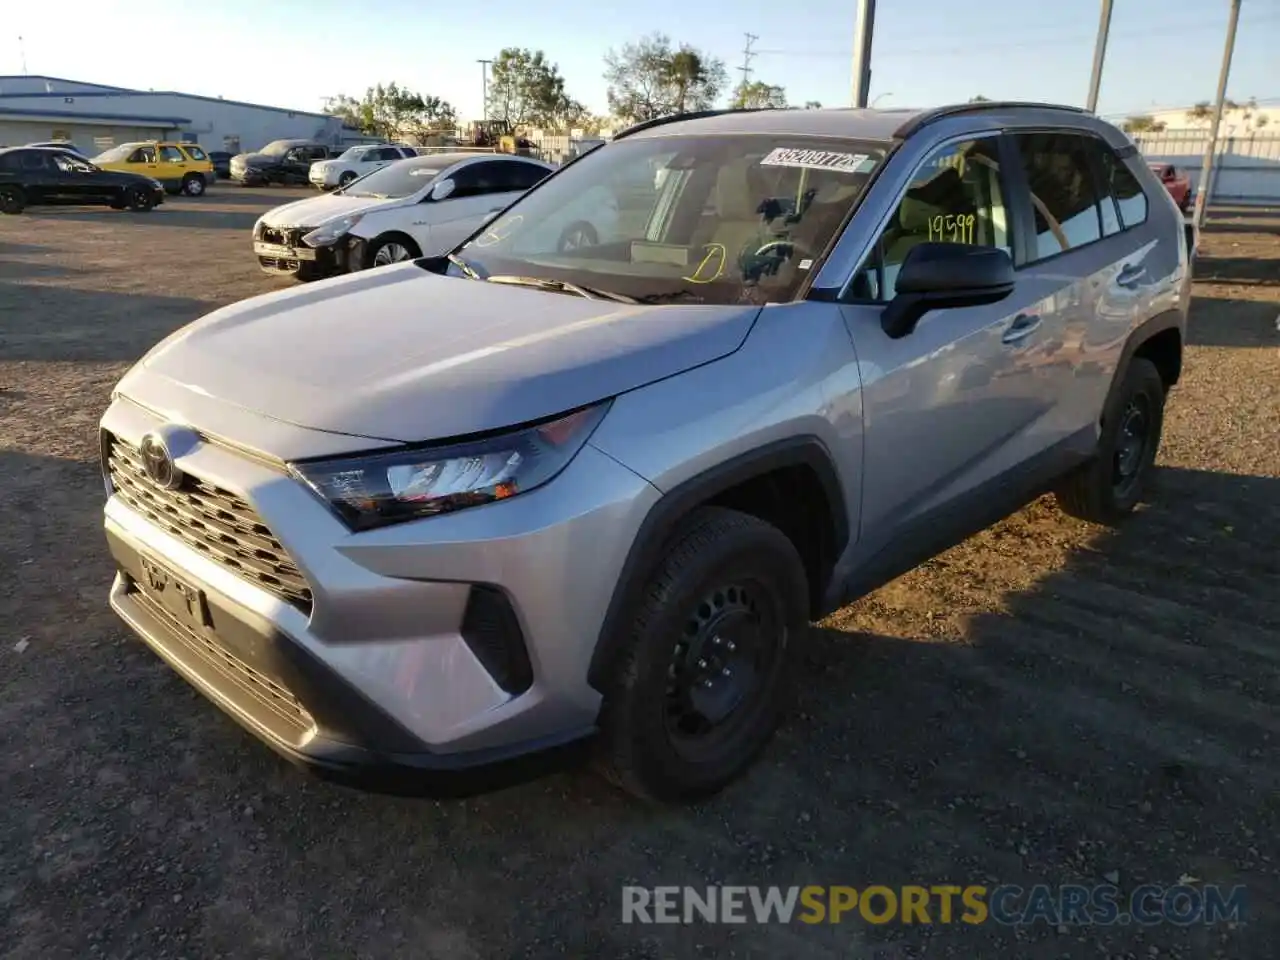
[{"left": 0, "top": 121, "right": 170, "bottom": 155}]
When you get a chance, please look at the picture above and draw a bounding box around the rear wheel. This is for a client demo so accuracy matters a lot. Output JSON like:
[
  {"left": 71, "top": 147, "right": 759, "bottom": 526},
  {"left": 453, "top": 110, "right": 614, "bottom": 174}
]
[
  {"left": 181, "top": 173, "right": 206, "bottom": 196},
  {"left": 338, "top": 171, "right": 357, "bottom": 188},
  {"left": 1055, "top": 357, "right": 1165, "bottom": 525},
  {"left": 367, "top": 234, "right": 421, "bottom": 268},
  {"left": 595, "top": 507, "right": 809, "bottom": 802},
  {"left": 126, "top": 186, "right": 155, "bottom": 212},
  {"left": 0, "top": 185, "right": 25, "bottom": 214}
]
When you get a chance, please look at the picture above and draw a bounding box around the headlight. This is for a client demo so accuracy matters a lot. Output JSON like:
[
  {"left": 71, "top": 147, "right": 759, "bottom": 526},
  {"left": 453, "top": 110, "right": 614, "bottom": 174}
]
[
  {"left": 291, "top": 402, "right": 610, "bottom": 530},
  {"left": 302, "top": 214, "right": 361, "bottom": 247}
]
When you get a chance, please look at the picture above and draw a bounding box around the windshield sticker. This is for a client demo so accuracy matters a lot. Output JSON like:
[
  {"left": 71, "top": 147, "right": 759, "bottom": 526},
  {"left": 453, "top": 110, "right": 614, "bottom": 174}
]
[{"left": 760, "top": 148, "right": 870, "bottom": 173}]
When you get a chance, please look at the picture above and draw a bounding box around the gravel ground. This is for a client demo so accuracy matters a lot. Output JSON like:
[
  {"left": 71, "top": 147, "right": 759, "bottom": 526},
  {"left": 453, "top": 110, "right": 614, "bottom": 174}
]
[{"left": 1, "top": 189, "right": 1277, "bottom": 959}]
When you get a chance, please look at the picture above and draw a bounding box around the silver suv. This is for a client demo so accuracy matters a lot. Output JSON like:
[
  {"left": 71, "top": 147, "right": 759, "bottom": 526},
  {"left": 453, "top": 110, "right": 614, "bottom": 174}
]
[{"left": 101, "top": 102, "right": 1192, "bottom": 802}]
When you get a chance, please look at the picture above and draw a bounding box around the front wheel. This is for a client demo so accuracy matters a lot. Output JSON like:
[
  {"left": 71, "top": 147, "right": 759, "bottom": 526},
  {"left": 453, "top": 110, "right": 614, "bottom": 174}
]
[
  {"left": 594, "top": 507, "right": 809, "bottom": 803},
  {"left": 366, "top": 235, "right": 421, "bottom": 268},
  {"left": 1055, "top": 357, "right": 1165, "bottom": 525},
  {"left": 182, "top": 173, "right": 206, "bottom": 196},
  {"left": 0, "top": 185, "right": 25, "bottom": 214},
  {"left": 126, "top": 186, "right": 155, "bottom": 212},
  {"left": 338, "top": 171, "right": 357, "bottom": 188}
]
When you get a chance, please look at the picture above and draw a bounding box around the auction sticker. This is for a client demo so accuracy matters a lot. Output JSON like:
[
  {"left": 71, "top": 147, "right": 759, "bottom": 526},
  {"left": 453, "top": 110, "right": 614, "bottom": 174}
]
[{"left": 760, "top": 147, "right": 870, "bottom": 172}]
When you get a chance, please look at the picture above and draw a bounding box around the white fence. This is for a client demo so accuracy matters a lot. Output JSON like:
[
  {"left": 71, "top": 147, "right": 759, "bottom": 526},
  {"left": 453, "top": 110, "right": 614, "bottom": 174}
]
[{"left": 1130, "top": 129, "right": 1280, "bottom": 205}]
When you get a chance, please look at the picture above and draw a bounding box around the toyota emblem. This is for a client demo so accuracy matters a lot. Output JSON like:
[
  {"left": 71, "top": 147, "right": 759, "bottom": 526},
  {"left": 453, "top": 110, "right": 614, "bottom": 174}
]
[{"left": 139, "top": 432, "right": 183, "bottom": 490}]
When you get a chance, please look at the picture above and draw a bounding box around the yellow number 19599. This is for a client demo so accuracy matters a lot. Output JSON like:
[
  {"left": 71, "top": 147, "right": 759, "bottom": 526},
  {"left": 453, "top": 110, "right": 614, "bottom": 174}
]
[{"left": 928, "top": 213, "right": 977, "bottom": 244}]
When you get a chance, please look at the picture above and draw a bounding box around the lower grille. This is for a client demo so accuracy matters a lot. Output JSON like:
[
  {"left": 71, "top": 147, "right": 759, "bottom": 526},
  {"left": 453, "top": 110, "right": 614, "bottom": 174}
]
[
  {"left": 136, "top": 588, "right": 314, "bottom": 736},
  {"left": 260, "top": 226, "right": 310, "bottom": 246},
  {"left": 105, "top": 432, "right": 313, "bottom": 612}
]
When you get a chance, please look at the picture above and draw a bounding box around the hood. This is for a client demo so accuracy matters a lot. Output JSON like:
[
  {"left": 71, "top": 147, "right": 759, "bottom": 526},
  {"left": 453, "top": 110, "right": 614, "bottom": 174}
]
[
  {"left": 134, "top": 266, "right": 760, "bottom": 444},
  {"left": 260, "top": 192, "right": 399, "bottom": 227},
  {"left": 232, "top": 151, "right": 279, "bottom": 167}
]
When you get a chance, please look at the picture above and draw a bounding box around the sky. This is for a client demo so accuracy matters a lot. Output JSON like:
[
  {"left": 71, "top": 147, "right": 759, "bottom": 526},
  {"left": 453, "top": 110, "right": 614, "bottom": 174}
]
[{"left": 7, "top": 0, "right": 1280, "bottom": 122}]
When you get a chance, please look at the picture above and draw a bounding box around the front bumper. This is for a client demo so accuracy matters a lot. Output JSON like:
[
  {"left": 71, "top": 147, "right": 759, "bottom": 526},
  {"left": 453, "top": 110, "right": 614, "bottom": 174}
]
[{"left": 100, "top": 394, "right": 659, "bottom": 792}]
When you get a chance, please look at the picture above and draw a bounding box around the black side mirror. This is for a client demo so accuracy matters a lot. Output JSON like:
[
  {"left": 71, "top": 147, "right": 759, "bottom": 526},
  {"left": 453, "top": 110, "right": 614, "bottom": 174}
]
[{"left": 881, "top": 242, "right": 1015, "bottom": 339}]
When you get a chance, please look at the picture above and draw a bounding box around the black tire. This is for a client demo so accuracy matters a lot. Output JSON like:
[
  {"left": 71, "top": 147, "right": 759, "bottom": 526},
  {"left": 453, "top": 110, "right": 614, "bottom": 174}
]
[
  {"left": 182, "top": 173, "right": 206, "bottom": 196},
  {"left": 0, "top": 185, "right": 25, "bottom": 215},
  {"left": 1055, "top": 357, "right": 1165, "bottom": 525},
  {"left": 126, "top": 187, "right": 155, "bottom": 212},
  {"left": 557, "top": 220, "right": 598, "bottom": 252},
  {"left": 595, "top": 506, "right": 809, "bottom": 803},
  {"left": 366, "top": 234, "right": 422, "bottom": 269},
  {"left": 292, "top": 262, "right": 324, "bottom": 283},
  {"left": 338, "top": 171, "right": 357, "bottom": 187}
]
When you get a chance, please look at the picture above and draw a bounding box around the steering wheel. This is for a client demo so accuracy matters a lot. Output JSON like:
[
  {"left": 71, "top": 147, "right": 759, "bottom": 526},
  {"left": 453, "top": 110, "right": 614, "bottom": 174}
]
[
  {"left": 740, "top": 238, "right": 817, "bottom": 282},
  {"left": 753, "top": 238, "right": 815, "bottom": 261}
]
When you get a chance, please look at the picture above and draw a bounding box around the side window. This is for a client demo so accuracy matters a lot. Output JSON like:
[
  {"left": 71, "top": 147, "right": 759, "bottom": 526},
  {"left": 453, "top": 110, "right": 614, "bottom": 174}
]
[
  {"left": 310, "top": 146, "right": 329, "bottom": 161},
  {"left": 450, "top": 162, "right": 502, "bottom": 198},
  {"left": 1012, "top": 133, "right": 1103, "bottom": 260},
  {"left": 1101, "top": 150, "right": 1148, "bottom": 230},
  {"left": 854, "top": 137, "right": 1010, "bottom": 301},
  {"left": 129, "top": 146, "right": 156, "bottom": 163},
  {"left": 375, "top": 147, "right": 401, "bottom": 162},
  {"left": 501, "top": 161, "right": 550, "bottom": 192},
  {"left": 159, "top": 145, "right": 185, "bottom": 163},
  {"left": 183, "top": 145, "right": 207, "bottom": 161},
  {"left": 20, "top": 151, "right": 48, "bottom": 171},
  {"left": 398, "top": 146, "right": 417, "bottom": 158}
]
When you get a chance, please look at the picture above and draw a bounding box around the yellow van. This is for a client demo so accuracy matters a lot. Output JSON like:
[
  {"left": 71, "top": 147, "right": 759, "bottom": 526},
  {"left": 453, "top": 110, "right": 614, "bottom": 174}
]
[{"left": 92, "top": 141, "right": 216, "bottom": 196}]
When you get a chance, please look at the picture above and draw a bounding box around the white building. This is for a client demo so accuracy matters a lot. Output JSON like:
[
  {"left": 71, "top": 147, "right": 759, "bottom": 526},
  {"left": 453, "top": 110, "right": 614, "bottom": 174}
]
[
  {"left": 1133, "top": 102, "right": 1278, "bottom": 136},
  {"left": 0, "top": 74, "right": 361, "bottom": 157}
]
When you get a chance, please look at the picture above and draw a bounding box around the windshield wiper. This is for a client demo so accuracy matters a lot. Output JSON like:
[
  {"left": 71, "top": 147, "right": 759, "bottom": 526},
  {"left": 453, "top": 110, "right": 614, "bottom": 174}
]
[
  {"left": 485, "top": 275, "right": 639, "bottom": 304},
  {"left": 447, "top": 253, "right": 484, "bottom": 280}
]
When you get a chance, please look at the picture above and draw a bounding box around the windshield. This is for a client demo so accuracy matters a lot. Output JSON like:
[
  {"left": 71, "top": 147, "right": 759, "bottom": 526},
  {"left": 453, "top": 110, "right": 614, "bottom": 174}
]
[
  {"left": 93, "top": 143, "right": 140, "bottom": 163},
  {"left": 340, "top": 156, "right": 440, "bottom": 198},
  {"left": 454, "top": 134, "right": 885, "bottom": 306},
  {"left": 338, "top": 145, "right": 373, "bottom": 160},
  {"left": 259, "top": 140, "right": 295, "bottom": 157}
]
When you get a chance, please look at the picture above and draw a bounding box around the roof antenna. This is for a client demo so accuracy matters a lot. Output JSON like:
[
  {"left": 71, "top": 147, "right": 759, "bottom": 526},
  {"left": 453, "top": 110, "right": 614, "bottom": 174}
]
[{"left": 18, "top": 35, "right": 28, "bottom": 74}]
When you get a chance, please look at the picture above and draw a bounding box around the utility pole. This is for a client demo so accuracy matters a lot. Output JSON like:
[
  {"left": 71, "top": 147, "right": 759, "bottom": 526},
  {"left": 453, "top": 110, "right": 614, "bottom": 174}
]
[
  {"left": 1085, "top": 0, "right": 1113, "bottom": 113},
  {"left": 851, "top": 0, "right": 876, "bottom": 108},
  {"left": 476, "top": 59, "right": 493, "bottom": 122},
  {"left": 18, "top": 35, "right": 27, "bottom": 74},
  {"left": 1192, "top": 0, "right": 1243, "bottom": 229},
  {"left": 737, "top": 33, "right": 759, "bottom": 98}
]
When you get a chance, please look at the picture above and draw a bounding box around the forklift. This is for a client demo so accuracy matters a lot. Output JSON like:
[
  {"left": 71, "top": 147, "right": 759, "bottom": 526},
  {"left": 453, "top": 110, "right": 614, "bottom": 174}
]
[{"left": 468, "top": 119, "right": 536, "bottom": 156}]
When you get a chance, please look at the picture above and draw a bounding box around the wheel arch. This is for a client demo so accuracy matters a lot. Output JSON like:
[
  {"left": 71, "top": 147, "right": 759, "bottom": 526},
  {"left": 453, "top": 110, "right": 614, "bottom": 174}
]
[
  {"left": 1104, "top": 310, "right": 1184, "bottom": 420},
  {"left": 364, "top": 230, "right": 423, "bottom": 266},
  {"left": 586, "top": 436, "right": 850, "bottom": 693}
]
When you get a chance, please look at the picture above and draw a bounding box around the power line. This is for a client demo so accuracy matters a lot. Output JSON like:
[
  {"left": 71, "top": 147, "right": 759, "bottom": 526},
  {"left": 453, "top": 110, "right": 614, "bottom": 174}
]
[{"left": 755, "top": 12, "right": 1280, "bottom": 61}]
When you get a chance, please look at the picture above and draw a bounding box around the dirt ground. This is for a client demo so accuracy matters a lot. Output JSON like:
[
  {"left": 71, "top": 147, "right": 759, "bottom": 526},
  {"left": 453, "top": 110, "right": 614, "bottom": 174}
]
[{"left": 1, "top": 187, "right": 1277, "bottom": 959}]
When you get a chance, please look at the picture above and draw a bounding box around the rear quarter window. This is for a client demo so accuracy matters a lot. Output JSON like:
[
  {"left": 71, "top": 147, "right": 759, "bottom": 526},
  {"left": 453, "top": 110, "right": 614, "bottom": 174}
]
[{"left": 183, "top": 145, "right": 208, "bottom": 161}]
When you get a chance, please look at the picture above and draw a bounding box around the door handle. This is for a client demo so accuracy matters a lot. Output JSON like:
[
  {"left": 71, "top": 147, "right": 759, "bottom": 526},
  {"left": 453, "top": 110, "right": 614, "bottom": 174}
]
[
  {"left": 1002, "top": 313, "right": 1042, "bottom": 344},
  {"left": 1116, "top": 263, "right": 1146, "bottom": 288}
]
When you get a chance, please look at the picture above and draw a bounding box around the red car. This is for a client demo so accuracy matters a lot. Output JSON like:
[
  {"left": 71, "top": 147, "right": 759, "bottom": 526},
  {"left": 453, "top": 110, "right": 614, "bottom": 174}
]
[{"left": 1148, "top": 162, "right": 1193, "bottom": 212}]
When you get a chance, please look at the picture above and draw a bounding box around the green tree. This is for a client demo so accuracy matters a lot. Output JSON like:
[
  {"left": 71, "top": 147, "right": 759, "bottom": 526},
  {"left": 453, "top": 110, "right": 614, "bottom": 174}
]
[
  {"left": 1185, "top": 101, "right": 1213, "bottom": 124},
  {"left": 486, "top": 48, "right": 578, "bottom": 128},
  {"left": 1122, "top": 115, "right": 1166, "bottom": 133},
  {"left": 969, "top": 94, "right": 991, "bottom": 103},
  {"left": 603, "top": 33, "right": 728, "bottom": 123},
  {"left": 322, "top": 83, "right": 455, "bottom": 140},
  {"left": 803, "top": 100, "right": 823, "bottom": 110},
  {"left": 731, "top": 81, "right": 788, "bottom": 110}
]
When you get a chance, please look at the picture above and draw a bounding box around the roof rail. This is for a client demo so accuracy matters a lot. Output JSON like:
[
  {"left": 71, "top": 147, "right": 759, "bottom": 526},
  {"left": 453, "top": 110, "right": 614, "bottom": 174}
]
[
  {"left": 892, "top": 101, "right": 1091, "bottom": 139},
  {"left": 612, "top": 107, "right": 775, "bottom": 140}
]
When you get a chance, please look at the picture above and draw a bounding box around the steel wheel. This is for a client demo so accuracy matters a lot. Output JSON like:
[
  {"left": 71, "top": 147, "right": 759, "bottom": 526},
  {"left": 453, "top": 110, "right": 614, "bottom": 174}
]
[
  {"left": 662, "top": 578, "right": 785, "bottom": 762},
  {"left": 1111, "top": 394, "right": 1152, "bottom": 499}
]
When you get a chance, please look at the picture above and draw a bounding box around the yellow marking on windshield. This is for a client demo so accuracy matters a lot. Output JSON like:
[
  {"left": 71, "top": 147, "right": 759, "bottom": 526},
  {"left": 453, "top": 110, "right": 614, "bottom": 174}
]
[
  {"left": 474, "top": 214, "right": 524, "bottom": 247},
  {"left": 928, "top": 213, "right": 976, "bottom": 244},
  {"left": 682, "top": 243, "right": 727, "bottom": 284}
]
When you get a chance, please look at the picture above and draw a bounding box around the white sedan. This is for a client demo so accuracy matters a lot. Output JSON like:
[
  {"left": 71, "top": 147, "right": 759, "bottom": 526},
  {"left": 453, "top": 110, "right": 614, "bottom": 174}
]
[
  {"left": 252, "top": 153, "right": 556, "bottom": 281},
  {"left": 307, "top": 143, "right": 418, "bottom": 190}
]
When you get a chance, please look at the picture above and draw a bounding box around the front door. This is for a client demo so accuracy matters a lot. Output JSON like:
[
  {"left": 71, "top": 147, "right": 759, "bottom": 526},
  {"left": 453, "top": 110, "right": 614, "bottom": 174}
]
[{"left": 837, "top": 134, "right": 1072, "bottom": 563}]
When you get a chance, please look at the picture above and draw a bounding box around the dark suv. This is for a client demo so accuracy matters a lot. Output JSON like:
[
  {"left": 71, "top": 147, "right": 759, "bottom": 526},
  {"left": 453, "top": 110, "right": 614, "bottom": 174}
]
[{"left": 229, "top": 140, "right": 333, "bottom": 186}]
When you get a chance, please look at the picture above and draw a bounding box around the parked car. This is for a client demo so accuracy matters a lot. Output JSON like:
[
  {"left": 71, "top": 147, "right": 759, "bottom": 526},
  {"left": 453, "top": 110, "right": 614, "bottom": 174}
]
[
  {"left": 252, "top": 152, "right": 554, "bottom": 280},
  {"left": 92, "top": 141, "right": 216, "bottom": 196},
  {"left": 308, "top": 144, "right": 419, "bottom": 190},
  {"left": 208, "top": 151, "right": 233, "bottom": 180},
  {"left": 100, "top": 102, "right": 1189, "bottom": 802},
  {"left": 25, "top": 140, "right": 89, "bottom": 158},
  {"left": 0, "top": 146, "right": 165, "bottom": 213},
  {"left": 1148, "top": 162, "right": 1193, "bottom": 212},
  {"left": 230, "top": 140, "right": 333, "bottom": 186}
]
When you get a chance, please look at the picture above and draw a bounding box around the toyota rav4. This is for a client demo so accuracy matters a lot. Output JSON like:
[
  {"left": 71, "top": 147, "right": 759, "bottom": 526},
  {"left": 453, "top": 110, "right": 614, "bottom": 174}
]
[{"left": 101, "top": 102, "right": 1192, "bottom": 802}]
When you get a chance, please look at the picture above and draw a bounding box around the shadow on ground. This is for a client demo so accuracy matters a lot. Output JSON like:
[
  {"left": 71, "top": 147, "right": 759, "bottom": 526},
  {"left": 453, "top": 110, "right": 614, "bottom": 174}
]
[
  {"left": 0, "top": 281, "right": 215, "bottom": 362},
  {"left": 1200, "top": 207, "right": 1280, "bottom": 237},
  {"left": 20, "top": 206, "right": 263, "bottom": 231},
  {"left": 0, "top": 448, "right": 1275, "bottom": 958},
  {"left": 1194, "top": 254, "right": 1280, "bottom": 287},
  {"left": 1186, "top": 294, "right": 1278, "bottom": 348}
]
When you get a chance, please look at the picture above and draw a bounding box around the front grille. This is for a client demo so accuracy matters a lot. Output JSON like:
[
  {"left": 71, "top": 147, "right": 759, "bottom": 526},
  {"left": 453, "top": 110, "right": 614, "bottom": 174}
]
[
  {"left": 105, "top": 432, "right": 313, "bottom": 612},
  {"left": 136, "top": 588, "right": 314, "bottom": 736}
]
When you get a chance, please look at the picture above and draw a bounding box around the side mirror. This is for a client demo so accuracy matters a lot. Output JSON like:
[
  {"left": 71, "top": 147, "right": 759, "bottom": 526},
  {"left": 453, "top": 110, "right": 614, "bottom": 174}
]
[
  {"left": 881, "top": 242, "right": 1015, "bottom": 339},
  {"left": 430, "top": 178, "right": 456, "bottom": 202}
]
